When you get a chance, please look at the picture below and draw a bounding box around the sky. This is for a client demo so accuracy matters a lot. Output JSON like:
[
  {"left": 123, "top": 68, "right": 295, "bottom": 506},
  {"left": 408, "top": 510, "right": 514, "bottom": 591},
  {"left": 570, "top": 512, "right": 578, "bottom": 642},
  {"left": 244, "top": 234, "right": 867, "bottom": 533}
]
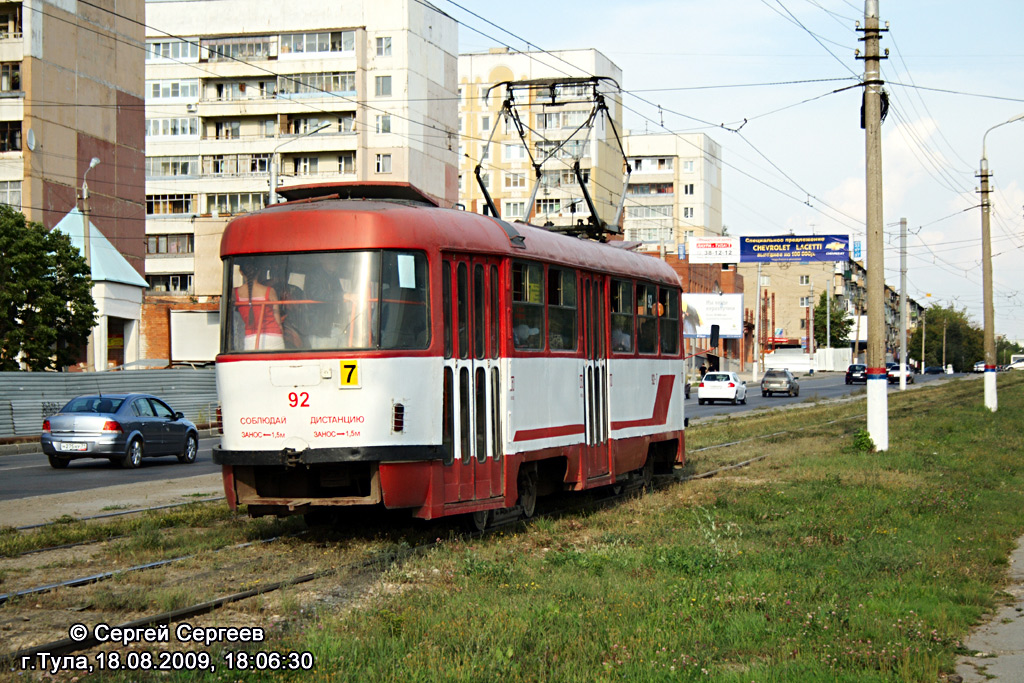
[{"left": 447, "top": 0, "right": 1024, "bottom": 342}]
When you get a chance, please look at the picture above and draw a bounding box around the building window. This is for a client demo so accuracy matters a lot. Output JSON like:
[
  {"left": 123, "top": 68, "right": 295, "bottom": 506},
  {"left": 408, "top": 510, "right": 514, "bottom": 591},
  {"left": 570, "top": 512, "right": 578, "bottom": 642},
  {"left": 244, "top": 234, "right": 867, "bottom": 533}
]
[
  {"left": 146, "top": 194, "right": 194, "bottom": 215},
  {"left": 147, "top": 79, "right": 199, "bottom": 100},
  {"left": 281, "top": 31, "right": 354, "bottom": 55},
  {"left": 338, "top": 152, "right": 356, "bottom": 174},
  {"left": 481, "top": 115, "right": 490, "bottom": 132},
  {"left": 800, "top": 319, "right": 807, "bottom": 330},
  {"left": 536, "top": 112, "right": 559, "bottom": 129},
  {"left": 263, "top": 119, "right": 275, "bottom": 137},
  {"left": 292, "top": 157, "right": 318, "bottom": 176},
  {"left": 375, "top": 75, "right": 392, "bottom": 97},
  {"left": 504, "top": 172, "right": 526, "bottom": 189},
  {"left": 290, "top": 117, "right": 326, "bottom": 135},
  {"left": 147, "top": 39, "right": 199, "bottom": 61},
  {"left": 338, "top": 111, "right": 356, "bottom": 133},
  {"left": 147, "top": 234, "right": 194, "bottom": 255},
  {"left": 146, "top": 117, "right": 199, "bottom": 138},
  {"left": 683, "top": 207, "right": 694, "bottom": 219},
  {"left": 682, "top": 160, "right": 695, "bottom": 172},
  {"left": 504, "top": 144, "right": 527, "bottom": 161},
  {"left": 278, "top": 72, "right": 356, "bottom": 96},
  {"left": 146, "top": 274, "right": 193, "bottom": 295},
  {"left": 203, "top": 35, "right": 272, "bottom": 61},
  {"left": 146, "top": 156, "right": 199, "bottom": 177},
  {"left": 0, "top": 120, "right": 21, "bottom": 151},
  {"left": 535, "top": 198, "right": 560, "bottom": 215},
  {"left": 376, "top": 36, "right": 392, "bottom": 56},
  {"left": 214, "top": 121, "right": 241, "bottom": 139},
  {"left": 682, "top": 183, "right": 694, "bottom": 195},
  {"left": 626, "top": 182, "right": 674, "bottom": 196},
  {"left": 0, "top": 62, "right": 19, "bottom": 91},
  {"left": 625, "top": 205, "right": 673, "bottom": 220},
  {"left": 375, "top": 154, "right": 392, "bottom": 173},
  {"left": 503, "top": 201, "right": 525, "bottom": 218},
  {"left": 800, "top": 275, "right": 810, "bottom": 285},
  {"left": 800, "top": 296, "right": 812, "bottom": 307},
  {"left": 375, "top": 114, "right": 391, "bottom": 134},
  {"left": 0, "top": 180, "right": 21, "bottom": 209},
  {"left": 206, "top": 193, "right": 267, "bottom": 215}
]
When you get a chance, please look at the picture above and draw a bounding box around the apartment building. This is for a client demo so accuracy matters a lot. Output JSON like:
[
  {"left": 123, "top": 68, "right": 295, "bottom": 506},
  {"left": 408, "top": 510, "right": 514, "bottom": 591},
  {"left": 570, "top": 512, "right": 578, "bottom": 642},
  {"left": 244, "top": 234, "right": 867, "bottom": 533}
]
[
  {"left": 1, "top": 0, "right": 146, "bottom": 369},
  {"left": 622, "top": 132, "right": 723, "bottom": 253},
  {"left": 142, "top": 0, "right": 457, "bottom": 358},
  {"left": 458, "top": 48, "right": 623, "bottom": 230}
]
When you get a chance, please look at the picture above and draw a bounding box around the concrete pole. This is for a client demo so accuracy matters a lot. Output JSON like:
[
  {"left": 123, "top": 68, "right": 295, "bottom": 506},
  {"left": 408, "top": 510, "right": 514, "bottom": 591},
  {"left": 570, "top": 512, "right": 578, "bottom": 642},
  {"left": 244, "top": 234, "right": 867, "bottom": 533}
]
[
  {"left": 752, "top": 261, "right": 762, "bottom": 382},
  {"left": 81, "top": 157, "right": 101, "bottom": 372},
  {"left": 861, "top": 0, "right": 888, "bottom": 449},
  {"left": 920, "top": 307, "right": 926, "bottom": 370},
  {"left": 899, "top": 217, "right": 907, "bottom": 390},
  {"left": 826, "top": 273, "right": 831, "bottom": 350}
]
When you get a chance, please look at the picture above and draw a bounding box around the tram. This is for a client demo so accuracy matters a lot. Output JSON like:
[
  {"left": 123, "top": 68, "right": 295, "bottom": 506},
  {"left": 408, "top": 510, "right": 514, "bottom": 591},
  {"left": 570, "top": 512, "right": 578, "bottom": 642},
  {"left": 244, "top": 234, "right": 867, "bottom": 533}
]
[{"left": 213, "top": 182, "right": 686, "bottom": 527}]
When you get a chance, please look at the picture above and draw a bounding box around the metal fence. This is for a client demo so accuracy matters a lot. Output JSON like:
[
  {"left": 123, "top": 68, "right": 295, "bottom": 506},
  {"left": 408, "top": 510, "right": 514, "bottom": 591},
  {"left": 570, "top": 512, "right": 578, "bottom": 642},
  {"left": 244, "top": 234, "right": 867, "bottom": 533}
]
[{"left": 0, "top": 369, "right": 217, "bottom": 440}]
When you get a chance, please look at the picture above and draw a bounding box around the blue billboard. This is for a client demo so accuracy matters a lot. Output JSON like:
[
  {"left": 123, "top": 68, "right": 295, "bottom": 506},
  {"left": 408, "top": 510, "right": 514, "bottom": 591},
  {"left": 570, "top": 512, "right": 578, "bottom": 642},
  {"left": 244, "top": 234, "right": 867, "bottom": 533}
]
[{"left": 740, "top": 235, "right": 849, "bottom": 263}]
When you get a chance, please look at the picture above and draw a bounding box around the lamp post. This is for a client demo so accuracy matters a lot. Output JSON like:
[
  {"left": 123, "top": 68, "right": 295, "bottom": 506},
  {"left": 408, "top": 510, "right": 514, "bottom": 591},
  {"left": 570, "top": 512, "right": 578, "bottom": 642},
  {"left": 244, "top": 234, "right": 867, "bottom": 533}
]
[
  {"left": 81, "top": 157, "right": 101, "bottom": 372},
  {"left": 979, "top": 112, "right": 1024, "bottom": 411},
  {"left": 269, "top": 122, "right": 332, "bottom": 204}
]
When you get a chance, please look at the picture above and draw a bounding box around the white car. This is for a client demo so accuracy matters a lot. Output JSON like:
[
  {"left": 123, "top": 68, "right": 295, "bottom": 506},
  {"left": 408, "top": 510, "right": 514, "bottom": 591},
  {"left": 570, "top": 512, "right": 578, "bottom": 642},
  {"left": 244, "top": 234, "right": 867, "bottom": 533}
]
[
  {"left": 697, "top": 371, "right": 747, "bottom": 405},
  {"left": 1007, "top": 359, "right": 1024, "bottom": 371},
  {"left": 887, "top": 365, "right": 915, "bottom": 384}
]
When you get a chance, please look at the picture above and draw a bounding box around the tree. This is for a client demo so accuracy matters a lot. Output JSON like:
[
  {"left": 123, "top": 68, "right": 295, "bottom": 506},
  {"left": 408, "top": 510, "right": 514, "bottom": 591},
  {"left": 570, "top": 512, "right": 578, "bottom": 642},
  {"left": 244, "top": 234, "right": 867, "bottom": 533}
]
[
  {"left": 0, "top": 205, "right": 96, "bottom": 370},
  {"left": 813, "top": 291, "right": 852, "bottom": 348},
  {"left": 908, "top": 305, "right": 983, "bottom": 373}
]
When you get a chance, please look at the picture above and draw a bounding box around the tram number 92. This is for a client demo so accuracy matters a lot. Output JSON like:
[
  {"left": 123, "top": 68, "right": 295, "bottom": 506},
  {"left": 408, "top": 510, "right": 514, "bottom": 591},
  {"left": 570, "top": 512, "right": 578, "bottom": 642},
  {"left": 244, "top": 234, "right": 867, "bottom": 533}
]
[{"left": 288, "top": 392, "right": 310, "bottom": 408}]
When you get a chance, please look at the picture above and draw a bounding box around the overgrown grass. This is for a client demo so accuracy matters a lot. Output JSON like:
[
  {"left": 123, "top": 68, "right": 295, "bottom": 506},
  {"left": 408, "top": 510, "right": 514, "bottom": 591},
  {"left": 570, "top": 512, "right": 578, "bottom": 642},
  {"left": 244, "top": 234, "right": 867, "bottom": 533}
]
[{"left": 120, "top": 374, "right": 1024, "bottom": 681}]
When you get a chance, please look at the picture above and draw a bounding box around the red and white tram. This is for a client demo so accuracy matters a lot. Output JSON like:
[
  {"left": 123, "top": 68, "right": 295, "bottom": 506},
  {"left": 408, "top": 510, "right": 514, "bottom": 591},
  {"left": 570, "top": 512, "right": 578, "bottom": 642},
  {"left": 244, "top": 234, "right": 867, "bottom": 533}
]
[{"left": 213, "top": 183, "right": 686, "bottom": 526}]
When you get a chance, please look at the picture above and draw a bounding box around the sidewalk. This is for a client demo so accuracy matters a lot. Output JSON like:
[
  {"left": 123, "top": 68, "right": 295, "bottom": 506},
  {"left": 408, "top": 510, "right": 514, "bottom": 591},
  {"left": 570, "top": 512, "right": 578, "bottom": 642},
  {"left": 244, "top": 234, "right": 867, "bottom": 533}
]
[{"left": 954, "top": 538, "right": 1024, "bottom": 682}]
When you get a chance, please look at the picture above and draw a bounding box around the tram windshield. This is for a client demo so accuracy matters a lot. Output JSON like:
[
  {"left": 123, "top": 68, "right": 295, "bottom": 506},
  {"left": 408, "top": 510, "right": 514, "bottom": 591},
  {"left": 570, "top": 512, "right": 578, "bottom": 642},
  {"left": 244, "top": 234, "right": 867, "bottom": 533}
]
[{"left": 223, "top": 250, "right": 429, "bottom": 353}]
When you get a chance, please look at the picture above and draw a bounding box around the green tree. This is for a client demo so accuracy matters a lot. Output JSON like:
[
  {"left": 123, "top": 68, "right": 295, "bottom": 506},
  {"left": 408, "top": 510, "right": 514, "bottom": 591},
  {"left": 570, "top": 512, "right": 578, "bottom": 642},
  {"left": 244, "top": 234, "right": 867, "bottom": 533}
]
[
  {"left": 813, "top": 291, "right": 852, "bottom": 348},
  {"left": 908, "top": 305, "right": 983, "bottom": 373},
  {"left": 0, "top": 205, "right": 96, "bottom": 370}
]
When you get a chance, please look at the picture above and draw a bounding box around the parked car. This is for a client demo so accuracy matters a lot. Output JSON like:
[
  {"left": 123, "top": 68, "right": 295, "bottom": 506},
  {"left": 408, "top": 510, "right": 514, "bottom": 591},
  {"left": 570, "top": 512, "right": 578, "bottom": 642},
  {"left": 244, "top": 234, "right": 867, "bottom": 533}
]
[
  {"left": 41, "top": 394, "right": 199, "bottom": 469},
  {"left": 845, "top": 363, "right": 867, "bottom": 384},
  {"left": 697, "top": 372, "right": 747, "bottom": 405},
  {"left": 887, "top": 364, "right": 915, "bottom": 384},
  {"left": 923, "top": 366, "right": 944, "bottom": 374},
  {"left": 973, "top": 360, "right": 985, "bottom": 373},
  {"left": 761, "top": 369, "right": 799, "bottom": 397},
  {"left": 1008, "top": 359, "right": 1024, "bottom": 371}
]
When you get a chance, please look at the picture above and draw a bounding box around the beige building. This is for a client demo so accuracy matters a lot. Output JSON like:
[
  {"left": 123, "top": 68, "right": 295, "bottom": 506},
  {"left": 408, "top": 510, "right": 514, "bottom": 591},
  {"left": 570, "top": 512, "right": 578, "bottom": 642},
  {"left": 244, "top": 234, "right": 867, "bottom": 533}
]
[
  {"left": 2, "top": 0, "right": 146, "bottom": 368},
  {"left": 142, "top": 0, "right": 458, "bottom": 315},
  {"left": 458, "top": 48, "right": 623, "bottom": 230},
  {"left": 622, "top": 132, "right": 723, "bottom": 254}
]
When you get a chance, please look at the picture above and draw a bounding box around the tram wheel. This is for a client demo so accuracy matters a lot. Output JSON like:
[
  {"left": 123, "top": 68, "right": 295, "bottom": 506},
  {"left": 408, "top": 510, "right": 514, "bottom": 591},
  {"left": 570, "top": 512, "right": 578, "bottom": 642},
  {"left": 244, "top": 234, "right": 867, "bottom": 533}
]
[
  {"left": 518, "top": 467, "right": 538, "bottom": 519},
  {"left": 467, "top": 510, "right": 490, "bottom": 532}
]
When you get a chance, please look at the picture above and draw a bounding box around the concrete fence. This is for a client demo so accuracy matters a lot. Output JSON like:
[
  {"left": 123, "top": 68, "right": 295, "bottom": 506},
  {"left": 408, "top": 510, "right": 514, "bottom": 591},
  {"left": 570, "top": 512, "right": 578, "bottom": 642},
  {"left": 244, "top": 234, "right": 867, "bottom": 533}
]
[{"left": 0, "top": 369, "right": 217, "bottom": 440}]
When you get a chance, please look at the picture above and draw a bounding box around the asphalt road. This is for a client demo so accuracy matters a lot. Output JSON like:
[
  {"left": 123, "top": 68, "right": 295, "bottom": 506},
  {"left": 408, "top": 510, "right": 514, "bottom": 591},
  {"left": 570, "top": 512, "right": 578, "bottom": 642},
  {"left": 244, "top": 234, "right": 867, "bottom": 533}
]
[
  {"left": 0, "top": 437, "right": 222, "bottom": 502},
  {"left": 0, "top": 372, "right": 965, "bottom": 503}
]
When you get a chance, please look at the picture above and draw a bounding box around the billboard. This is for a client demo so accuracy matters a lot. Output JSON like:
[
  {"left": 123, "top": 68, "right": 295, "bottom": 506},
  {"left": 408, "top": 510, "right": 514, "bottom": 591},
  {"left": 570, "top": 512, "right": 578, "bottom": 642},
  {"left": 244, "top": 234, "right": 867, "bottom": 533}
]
[
  {"left": 687, "top": 235, "right": 849, "bottom": 263},
  {"left": 681, "top": 293, "right": 744, "bottom": 339}
]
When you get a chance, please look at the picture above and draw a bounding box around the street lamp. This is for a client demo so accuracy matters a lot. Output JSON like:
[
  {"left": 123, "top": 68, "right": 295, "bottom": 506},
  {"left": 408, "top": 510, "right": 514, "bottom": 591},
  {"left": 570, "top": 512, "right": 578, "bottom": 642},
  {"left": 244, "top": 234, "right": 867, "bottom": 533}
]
[
  {"left": 979, "top": 112, "right": 1024, "bottom": 411},
  {"left": 81, "top": 157, "right": 100, "bottom": 372},
  {"left": 269, "top": 122, "right": 332, "bottom": 204}
]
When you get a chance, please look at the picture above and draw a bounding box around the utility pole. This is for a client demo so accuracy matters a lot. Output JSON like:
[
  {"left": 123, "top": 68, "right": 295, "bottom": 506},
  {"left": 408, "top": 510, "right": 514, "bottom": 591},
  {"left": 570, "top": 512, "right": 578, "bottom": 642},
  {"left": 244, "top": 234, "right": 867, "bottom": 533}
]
[
  {"left": 753, "top": 262, "right": 762, "bottom": 382},
  {"left": 899, "top": 217, "right": 907, "bottom": 390},
  {"left": 809, "top": 281, "right": 815, "bottom": 365},
  {"left": 81, "top": 157, "right": 101, "bottom": 372},
  {"left": 978, "top": 113, "right": 1023, "bottom": 410},
  {"left": 826, "top": 273, "right": 831, "bottom": 350},
  {"left": 857, "top": 0, "right": 889, "bottom": 449},
  {"left": 942, "top": 319, "right": 947, "bottom": 370},
  {"left": 920, "top": 308, "right": 926, "bottom": 370}
]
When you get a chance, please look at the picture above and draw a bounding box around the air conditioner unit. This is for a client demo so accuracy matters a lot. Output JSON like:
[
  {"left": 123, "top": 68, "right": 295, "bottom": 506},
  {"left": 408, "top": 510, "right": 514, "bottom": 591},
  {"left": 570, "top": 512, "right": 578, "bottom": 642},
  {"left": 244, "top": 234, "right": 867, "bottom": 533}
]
[{"left": 186, "top": 103, "right": 198, "bottom": 113}]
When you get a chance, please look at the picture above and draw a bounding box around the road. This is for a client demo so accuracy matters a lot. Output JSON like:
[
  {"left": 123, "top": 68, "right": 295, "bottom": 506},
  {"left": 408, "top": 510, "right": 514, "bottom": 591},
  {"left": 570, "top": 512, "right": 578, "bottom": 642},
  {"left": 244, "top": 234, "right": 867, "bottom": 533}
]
[
  {"left": 0, "top": 372, "right": 964, "bottom": 503},
  {"left": 0, "top": 437, "right": 222, "bottom": 503}
]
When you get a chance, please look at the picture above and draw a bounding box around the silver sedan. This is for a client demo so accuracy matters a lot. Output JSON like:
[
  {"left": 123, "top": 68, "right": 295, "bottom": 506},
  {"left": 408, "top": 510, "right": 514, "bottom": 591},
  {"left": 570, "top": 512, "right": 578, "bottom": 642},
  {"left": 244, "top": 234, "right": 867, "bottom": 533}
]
[{"left": 41, "top": 394, "right": 198, "bottom": 469}]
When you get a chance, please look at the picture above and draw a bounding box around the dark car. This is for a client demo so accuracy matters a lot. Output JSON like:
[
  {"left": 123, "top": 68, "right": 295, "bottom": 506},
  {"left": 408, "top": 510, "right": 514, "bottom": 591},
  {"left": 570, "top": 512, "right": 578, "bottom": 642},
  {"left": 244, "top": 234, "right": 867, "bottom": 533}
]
[
  {"left": 924, "top": 366, "right": 944, "bottom": 374},
  {"left": 761, "top": 369, "right": 799, "bottom": 397},
  {"left": 41, "top": 394, "right": 199, "bottom": 469},
  {"left": 845, "top": 363, "right": 867, "bottom": 384}
]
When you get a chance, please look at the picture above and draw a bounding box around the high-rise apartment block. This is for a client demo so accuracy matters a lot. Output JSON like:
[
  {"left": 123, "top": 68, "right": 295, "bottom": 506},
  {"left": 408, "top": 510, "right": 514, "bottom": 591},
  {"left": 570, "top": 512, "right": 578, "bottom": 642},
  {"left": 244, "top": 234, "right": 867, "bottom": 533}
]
[
  {"left": 141, "top": 0, "right": 457, "bottom": 357},
  {"left": 458, "top": 48, "right": 623, "bottom": 230},
  {"left": 622, "top": 132, "right": 723, "bottom": 254}
]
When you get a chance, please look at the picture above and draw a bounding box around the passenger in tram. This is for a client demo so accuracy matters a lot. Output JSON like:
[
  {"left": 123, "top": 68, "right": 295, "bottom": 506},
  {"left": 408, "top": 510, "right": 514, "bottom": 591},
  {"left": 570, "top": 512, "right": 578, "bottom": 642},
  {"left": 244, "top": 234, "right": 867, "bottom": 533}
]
[
  {"left": 304, "top": 255, "right": 345, "bottom": 349},
  {"left": 234, "top": 261, "right": 284, "bottom": 350}
]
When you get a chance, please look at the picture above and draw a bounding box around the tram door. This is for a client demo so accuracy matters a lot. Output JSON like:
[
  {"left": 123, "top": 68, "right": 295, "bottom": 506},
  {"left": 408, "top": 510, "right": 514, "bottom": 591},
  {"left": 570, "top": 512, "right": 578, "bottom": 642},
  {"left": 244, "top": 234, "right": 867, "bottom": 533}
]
[
  {"left": 580, "top": 274, "right": 610, "bottom": 479},
  {"left": 441, "top": 256, "right": 504, "bottom": 503}
]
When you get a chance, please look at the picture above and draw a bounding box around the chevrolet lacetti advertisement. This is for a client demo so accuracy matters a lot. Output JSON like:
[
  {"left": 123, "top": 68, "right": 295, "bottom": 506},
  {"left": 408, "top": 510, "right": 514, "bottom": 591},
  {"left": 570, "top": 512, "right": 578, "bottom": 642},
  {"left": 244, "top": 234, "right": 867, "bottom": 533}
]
[{"left": 687, "top": 235, "right": 849, "bottom": 263}]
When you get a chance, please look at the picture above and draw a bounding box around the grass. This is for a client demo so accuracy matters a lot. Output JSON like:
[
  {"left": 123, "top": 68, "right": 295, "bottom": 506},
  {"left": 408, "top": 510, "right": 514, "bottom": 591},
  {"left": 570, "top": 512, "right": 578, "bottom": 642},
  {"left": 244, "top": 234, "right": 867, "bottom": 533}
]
[{"left": 77, "top": 374, "right": 1024, "bottom": 681}]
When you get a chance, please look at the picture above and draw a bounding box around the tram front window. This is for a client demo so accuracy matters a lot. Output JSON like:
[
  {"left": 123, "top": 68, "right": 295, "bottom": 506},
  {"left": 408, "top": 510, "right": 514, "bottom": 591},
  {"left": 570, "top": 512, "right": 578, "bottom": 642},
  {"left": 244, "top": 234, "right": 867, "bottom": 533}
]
[{"left": 223, "top": 251, "right": 429, "bottom": 353}]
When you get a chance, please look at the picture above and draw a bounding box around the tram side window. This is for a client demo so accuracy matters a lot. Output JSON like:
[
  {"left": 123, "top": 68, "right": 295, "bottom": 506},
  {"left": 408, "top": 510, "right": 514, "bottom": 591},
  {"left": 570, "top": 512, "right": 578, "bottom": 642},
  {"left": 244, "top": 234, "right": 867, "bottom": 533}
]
[
  {"left": 379, "top": 252, "right": 430, "bottom": 349},
  {"left": 636, "top": 283, "right": 658, "bottom": 354},
  {"left": 659, "top": 287, "right": 679, "bottom": 355},
  {"left": 547, "top": 267, "right": 577, "bottom": 351},
  {"left": 511, "top": 261, "right": 544, "bottom": 350},
  {"left": 610, "top": 279, "right": 634, "bottom": 353}
]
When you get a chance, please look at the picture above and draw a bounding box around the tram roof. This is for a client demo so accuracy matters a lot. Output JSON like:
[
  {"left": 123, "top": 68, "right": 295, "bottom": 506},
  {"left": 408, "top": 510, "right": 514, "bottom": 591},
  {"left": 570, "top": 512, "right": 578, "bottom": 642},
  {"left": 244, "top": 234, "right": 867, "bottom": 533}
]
[{"left": 222, "top": 184, "right": 680, "bottom": 286}]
